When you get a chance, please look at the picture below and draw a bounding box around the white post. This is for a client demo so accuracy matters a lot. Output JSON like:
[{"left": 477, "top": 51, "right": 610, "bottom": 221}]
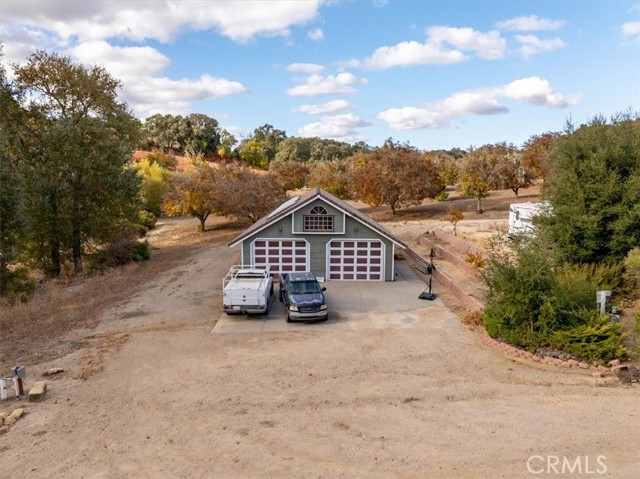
[{"left": 0, "top": 378, "right": 7, "bottom": 401}]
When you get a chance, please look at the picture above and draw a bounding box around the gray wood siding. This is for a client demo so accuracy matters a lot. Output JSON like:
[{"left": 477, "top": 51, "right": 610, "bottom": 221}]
[
  {"left": 291, "top": 199, "right": 345, "bottom": 234},
  {"left": 241, "top": 215, "right": 294, "bottom": 264}
]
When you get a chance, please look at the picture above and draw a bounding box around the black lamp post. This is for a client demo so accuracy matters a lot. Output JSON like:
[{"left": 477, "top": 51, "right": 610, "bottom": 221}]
[{"left": 419, "top": 248, "right": 437, "bottom": 300}]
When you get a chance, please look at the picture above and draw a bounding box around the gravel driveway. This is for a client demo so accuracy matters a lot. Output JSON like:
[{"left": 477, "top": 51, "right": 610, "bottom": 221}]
[{"left": 213, "top": 262, "right": 458, "bottom": 333}]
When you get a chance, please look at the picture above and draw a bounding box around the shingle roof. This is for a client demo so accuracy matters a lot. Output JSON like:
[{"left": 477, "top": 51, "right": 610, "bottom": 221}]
[{"left": 228, "top": 187, "right": 407, "bottom": 249}]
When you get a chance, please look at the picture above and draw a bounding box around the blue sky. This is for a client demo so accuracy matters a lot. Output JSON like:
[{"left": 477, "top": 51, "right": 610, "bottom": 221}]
[{"left": 1, "top": 0, "right": 639, "bottom": 150}]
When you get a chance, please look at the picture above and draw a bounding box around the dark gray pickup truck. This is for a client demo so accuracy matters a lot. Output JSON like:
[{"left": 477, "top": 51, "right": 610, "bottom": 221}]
[{"left": 279, "top": 272, "right": 328, "bottom": 323}]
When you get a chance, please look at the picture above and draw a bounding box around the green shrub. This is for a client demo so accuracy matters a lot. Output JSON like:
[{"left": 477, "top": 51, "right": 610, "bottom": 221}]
[
  {"left": 624, "top": 247, "right": 640, "bottom": 290},
  {"left": 435, "top": 191, "right": 449, "bottom": 202},
  {"left": 146, "top": 151, "right": 177, "bottom": 170},
  {"left": 483, "top": 235, "right": 628, "bottom": 362},
  {"left": 0, "top": 267, "right": 36, "bottom": 304},
  {"left": 137, "top": 210, "right": 157, "bottom": 229},
  {"left": 482, "top": 237, "right": 555, "bottom": 347},
  {"left": 549, "top": 309, "right": 627, "bottom": 363},
  {"left": 91, "top": 232, "right": 151, "bottom": 270},
  {"left": 132, "top": 240, "right": 151, "bottom": 262}
]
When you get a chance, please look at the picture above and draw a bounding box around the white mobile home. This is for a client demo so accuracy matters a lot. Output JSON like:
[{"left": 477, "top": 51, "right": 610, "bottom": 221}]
[{"left": 508, "top": 202, "right": 549, "bottom": 238}]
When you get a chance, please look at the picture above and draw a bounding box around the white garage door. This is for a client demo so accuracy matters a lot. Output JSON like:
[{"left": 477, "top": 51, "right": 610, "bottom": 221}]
[
  {"left": 327, "top": 240, "right": 384, "bottom": 281},
  {"left": 251, "top": 239, "right": 309, "bottom": 274}
]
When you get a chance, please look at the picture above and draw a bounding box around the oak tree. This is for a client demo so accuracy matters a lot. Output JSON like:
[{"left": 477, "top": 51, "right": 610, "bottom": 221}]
[
  {"left": 349, "top": 145, "right": 442, "bottom": 214},
  {"left": 163, "top": 166, "right": 219, "bottom": 232},
  {"left": 10, "top": 51, "right": 141, "bottom": 275},
  {"left": 268, "top": 160, "right": 309, "bottom": 192},
  {"left": 457, "top": 146, "right": 495, "bottom": 214}
]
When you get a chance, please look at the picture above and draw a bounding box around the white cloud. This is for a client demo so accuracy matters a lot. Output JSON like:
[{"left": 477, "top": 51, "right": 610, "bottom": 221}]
[
  {"left": 68, "top": 41, "right": 170, "bottom": 79},
  {"left": 348, "top": 25, "right": 505, "bottom": 69},
  {"left": 427, "top": 26, "right": 506, "bottom": 60},
  {"left": 124, "top": 74, "right": 246, "bottom": 117},
  {"left": 496, "top": 15, "right": 566, "bottom": 31},
  {"left": 515, "top": 35, "right": 565, "bottom": 57},
  {"left": 298, "top": 113, "right": 372, "bottom": 141},
  {"left": 286, "top": 62, "right": 325, "bottom": 73},
  {"left": 500, "top": 77, "right": 576, "bottom": 107},
  {"left": 294, "top": 99, "right": 353, "bottom": 114},
  {"left": 61, "top": 40, "right": 246, "bottom": 118},
  {"left": 351, "top": 40, "right": 466, "bottom": 69},
  {"left": 377, "top": 76, "right": 578, "bottom": 131},
  {"left": 220, "top": 125, "right": 248, "bottom": 141},
  {"left": 308, "top": 28, "right": 324, "bottom": 41},
  {"left": 287, "top": 72, "right": 367, "bottom": 96},
  {"left": 621, "top": 21, "right": 640, "bottom": 39},
  {"left": 0, "top": 25, "right": 59, "bottom": 72},
  {"left": 2, "top": 0, "right": 324, "bottom": 44}
]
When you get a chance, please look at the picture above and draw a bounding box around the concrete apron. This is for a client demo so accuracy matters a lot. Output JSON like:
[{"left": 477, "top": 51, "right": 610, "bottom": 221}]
[{"left": 211, "top": 262, "right": 460, "bottom": 334}]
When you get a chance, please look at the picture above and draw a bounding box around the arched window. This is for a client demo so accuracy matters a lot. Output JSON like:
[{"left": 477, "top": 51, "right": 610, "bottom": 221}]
[
  {"left": 303, "top": 205, "right": 334, "bottom": 231},
  {"left": 310, "top": 206, "right": 328, "bottom": 215}
]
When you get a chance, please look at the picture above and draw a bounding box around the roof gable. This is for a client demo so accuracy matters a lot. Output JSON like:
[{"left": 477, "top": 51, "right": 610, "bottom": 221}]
[{"left": 228, "top": 188, "right": 407, "bottom": 249}]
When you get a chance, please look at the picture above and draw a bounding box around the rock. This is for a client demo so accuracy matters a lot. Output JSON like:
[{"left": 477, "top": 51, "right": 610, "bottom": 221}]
[
  {"left": 42, "top": 368, "right": 65, "bottom": 377},
  {"left": 578, "top": 362, "right": 590, "bottom": 369},
  {"left": 608, "top": 359, "right": 621, "bottom": 367},
  {"left": 29, "top": 381, "right": 47, "bottom": 402},
  {"left": 0, "top": 412, "right": 8, "bottom": 421},
  {"left": 4, "top": 415, "right": 16, "bottom": 426},
  {"left": 592, "top": 371, "right": 605, "bottom": 378},
  {"left": 567, "top": 359, "right": 579, "bottom": 367},
  {"left": 10, "top": 408, "right": 24, "bottom": 419}
]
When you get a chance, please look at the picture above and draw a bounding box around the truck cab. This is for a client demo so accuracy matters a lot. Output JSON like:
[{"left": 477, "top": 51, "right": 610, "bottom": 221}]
[{"left": 279, "top": 272, "right": 328, "bottom": 323}]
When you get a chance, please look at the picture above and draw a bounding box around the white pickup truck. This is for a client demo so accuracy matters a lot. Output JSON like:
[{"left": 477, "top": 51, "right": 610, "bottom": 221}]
[{"left": 222, "top": 266, "right": 274, "bottom": 315}]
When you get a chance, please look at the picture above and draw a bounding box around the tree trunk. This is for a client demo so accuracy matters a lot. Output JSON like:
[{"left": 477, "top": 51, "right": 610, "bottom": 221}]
[
  {"left": 513, "top": 188, "right": 519, "bottom": 197},
  {"left": 390, "top": 202, "right": 396, "bottom": 215},
  {"left": 71, "top": 221, "right": 83, "bottom": 274},
  {"left": 476, "top": 197, "right": 483, "bottom": 214},
  {"left": 197, "top": 213, "right": 208, "bottom": 232},
  {"left": 48, "top": 237, "right": 61, "bottom": 277},
  {"left": 47, "top": 194, "right": 61, "bottom": 277}
]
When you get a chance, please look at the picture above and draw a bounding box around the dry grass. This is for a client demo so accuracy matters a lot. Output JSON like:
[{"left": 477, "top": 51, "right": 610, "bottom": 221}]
[
  {"left": 0, "top": 215, "right": 245, "bottom": 369},
  {"left": 460, "top": 309, "right": 484, "bottom": 326},
  {"left": 365, "top": 184, "right": 541, "bottom": 223},
  {"left": 75, "top": 333, "right": 130, "bottom": 381}
]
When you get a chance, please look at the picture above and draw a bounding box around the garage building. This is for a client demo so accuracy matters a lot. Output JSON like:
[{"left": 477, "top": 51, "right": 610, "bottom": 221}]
[{"left": 228, "top": 188, "right": 407, "bottom": 281}]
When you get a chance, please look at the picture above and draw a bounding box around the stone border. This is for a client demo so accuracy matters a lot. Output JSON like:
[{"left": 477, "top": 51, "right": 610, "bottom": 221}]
[{"left": 477, "top": 328, "right": 618, "bottom": 377}]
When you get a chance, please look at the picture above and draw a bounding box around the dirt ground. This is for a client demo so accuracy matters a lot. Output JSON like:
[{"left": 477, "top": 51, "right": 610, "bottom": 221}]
[{"left": 2, "top": 190, "right": 640, "bottom": 478}]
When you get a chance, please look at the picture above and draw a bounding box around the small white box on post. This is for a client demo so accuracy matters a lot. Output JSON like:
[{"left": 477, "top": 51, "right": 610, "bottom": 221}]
[{"left": 596, "top": 290, "right": 611, "bottom": 316}]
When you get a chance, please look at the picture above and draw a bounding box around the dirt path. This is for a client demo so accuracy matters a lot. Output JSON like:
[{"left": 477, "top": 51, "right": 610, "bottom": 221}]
[{"left": 2, "top": 216, "right": 640, "bottom": 478}]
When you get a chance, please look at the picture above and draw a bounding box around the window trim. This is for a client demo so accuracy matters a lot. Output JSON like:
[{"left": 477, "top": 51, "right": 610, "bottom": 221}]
[{"left": 303, "top": 213, "right": 335, "bottom": 232}]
